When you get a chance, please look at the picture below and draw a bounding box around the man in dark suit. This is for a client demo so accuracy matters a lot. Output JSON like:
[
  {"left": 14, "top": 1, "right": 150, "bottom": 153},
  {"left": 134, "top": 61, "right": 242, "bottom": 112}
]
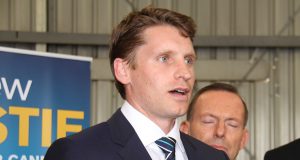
[
  {"left": 44, "top": 6, "right": 228, "bottom": 160},
  {"left": 264, "top": 138, "right": 300, "bottom": 160}
]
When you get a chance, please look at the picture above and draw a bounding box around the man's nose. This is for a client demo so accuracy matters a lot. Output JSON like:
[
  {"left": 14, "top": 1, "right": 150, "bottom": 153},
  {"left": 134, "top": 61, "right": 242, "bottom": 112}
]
[
  {"left": 174, "top": 61, "right": 193, "bottom": 81},
  {"left": 215, "top": 122, "right": 225, "bottom": 138}
]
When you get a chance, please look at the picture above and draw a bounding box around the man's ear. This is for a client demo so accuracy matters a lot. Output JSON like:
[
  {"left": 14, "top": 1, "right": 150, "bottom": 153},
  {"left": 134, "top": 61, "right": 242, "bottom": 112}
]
[
  {"left": 114, "top": 58, "right": 130, "bottom": 84},
  {"left": 180, "top": 121, "right": 190, "bottom": 134},
  {"left": 240, "top": 128, "right": 249, "bottom": 149}
]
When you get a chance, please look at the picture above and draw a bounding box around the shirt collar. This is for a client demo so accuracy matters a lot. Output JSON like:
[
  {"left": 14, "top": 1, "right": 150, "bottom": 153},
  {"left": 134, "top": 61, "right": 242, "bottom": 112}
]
[{"left": 121, "top": 101, "right": 186, "bottom": 153}]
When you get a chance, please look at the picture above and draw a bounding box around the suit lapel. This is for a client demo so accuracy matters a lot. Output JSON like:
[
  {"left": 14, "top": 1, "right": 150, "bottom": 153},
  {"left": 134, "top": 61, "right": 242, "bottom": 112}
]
[
  {"left": 181, "top": 132, "right": 229, "bottom": 160},
  {"left": 118, "top": 134, "right": 152, "bottom": 160},
  {"left": 181, "top": 132, "right": 213, "bottom": 160},
  {"left": 181, "top": 132, "right": 199, "bottom": 160},
  {"left": 107, "top": 109, "right": 152, "bottom": 160}
]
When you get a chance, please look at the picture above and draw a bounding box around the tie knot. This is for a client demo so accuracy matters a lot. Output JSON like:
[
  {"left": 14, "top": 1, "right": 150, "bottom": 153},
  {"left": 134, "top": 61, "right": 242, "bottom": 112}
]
[{"left": 155, "top": 137, "right": 176, "bottom": 160}]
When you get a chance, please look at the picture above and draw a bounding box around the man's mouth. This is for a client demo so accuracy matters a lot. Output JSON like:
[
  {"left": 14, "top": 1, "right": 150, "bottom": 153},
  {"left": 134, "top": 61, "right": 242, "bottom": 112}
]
[
  {"left": 211, "top": 144, "right": 227, "bottom": 152},
  {"left": 169, "top": 88, "right": 189, "bottom": 95}
]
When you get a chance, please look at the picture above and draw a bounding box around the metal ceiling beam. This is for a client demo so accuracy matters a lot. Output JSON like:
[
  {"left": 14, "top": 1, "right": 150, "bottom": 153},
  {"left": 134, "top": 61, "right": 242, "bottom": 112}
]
[
  {"left": 193, "top": 36, "right": 300, "bottom": 48},
  {"left": 0, "top": 31, "right": 110, "bottom": 46},
  {"left": 1, "top": 31, "right": 300, "bottom": 47}
]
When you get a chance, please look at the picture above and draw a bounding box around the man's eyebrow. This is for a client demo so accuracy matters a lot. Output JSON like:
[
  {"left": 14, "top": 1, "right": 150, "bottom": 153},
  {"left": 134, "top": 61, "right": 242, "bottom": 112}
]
[
  {"left": 225, "top": 117, "right": 242, "bottom": 123},
  {"left": 185, "top": 52, "right": 197, "bottom": 59},
  {"left": 200, "top": 113, "right": 218, "bottom": 119}
]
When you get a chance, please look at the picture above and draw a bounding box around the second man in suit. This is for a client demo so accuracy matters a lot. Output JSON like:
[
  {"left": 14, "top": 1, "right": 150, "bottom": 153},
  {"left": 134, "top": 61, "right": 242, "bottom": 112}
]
[{"left": 181, "top": 83, "right": 248, "bottom": 160}]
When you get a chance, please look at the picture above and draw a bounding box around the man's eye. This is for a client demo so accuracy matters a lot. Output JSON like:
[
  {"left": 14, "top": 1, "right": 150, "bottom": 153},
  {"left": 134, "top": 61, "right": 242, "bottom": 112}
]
[
  {"left": 159, "top": 56, "right": 168, "bottom": 62},
  {"left": 227, "top": 122, "right": 239, "bottom": 128},
  {"left": 228, "top": 124, "right": 238, "bottom": 128},
  {"left": 185, "top": 57, "right": 194, "bottom": 64},
  {"left": 203, "top": 121, "right": 213, "bottom": 124},
  {"left": 202, "top": 120, "right": 215, "bottom": 124}
]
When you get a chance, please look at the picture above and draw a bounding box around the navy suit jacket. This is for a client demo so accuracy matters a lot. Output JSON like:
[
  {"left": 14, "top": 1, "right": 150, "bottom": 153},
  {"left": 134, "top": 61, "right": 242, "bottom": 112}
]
[
  {"left": 44, "top": 109, "right": 228, "bottom": 160},
  {"left": 264, "top": 139, "right": 300, "bottom": 160}
]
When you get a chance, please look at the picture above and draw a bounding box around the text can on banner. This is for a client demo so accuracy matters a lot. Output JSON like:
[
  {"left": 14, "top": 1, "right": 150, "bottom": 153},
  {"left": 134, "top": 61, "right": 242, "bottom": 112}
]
[{"left": 0, "top": 47, "right": 92, "bottom": 160}]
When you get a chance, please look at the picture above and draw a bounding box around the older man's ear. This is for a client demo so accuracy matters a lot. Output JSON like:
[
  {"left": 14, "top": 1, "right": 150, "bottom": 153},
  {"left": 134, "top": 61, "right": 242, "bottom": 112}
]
[
  {"left": 180, "top": 121, "right": 190, "bottom": 134},
  {"left": 240, "top": 129, "right": 249, "bottom": 150}
]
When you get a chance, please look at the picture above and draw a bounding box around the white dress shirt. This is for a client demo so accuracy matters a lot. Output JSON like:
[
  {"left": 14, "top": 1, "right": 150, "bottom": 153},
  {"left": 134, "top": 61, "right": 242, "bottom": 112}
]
[{"left": 121, "top": 101, "right": 188, "bottom": 160}]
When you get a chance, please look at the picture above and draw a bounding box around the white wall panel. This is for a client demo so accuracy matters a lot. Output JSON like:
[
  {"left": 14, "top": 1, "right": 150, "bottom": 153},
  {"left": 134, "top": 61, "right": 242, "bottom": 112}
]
[
  {"left": 235, "top": 48, "right": 251, "bottom": 60},
  {"left": 91, "top": 81, "right": 98, "bottom": 124},
  {"left": 93, "top": 0, "right": 113, "bottom": 34},
  {"left": 197, "top": 48, "right": 212, "bottom": 60},
  {"left": 296, "top": 0, "right": 300, "bottom": 36},
  {"left": 194, "top": 0, "right": 212, "bottom": 36},
  {"left": 112, "top": 0, "right": 132, "bottom": 27},
  {"left": 153, "top": 0, "right": 173, "bottom": 9},
  {"left": 216, "top": 48, "right": 231, "bottom": 59},
  {"left": 134, "top": 0, "right": 152, "bottom": 10},
  {"left": 255, "top": 0, "right": 272, "bottom": 35},
  {"left": 173, "top": 0, "right": 193, "bottom": 17},
  {"left": 94, "top": 81, "right": 113, "bottom": 123},
  {"left": 75, "top": 0, "right": 93, "bottom": 33},
  {"left": 0, "top": 0, "right": 33, "bottom": 31},
  {"left": 254, "top": 82, "right": 272, "bottom": 160},
  {"left": 216, "top": 0, "right": 231, "bottom": 35},
  {"left": 0, "top": 0, "right": 10, "bottom": 30},
  {"left": 11, "top": 0, "right": 32, "bottom": 31},
  {"left": 238, "top": 82, "right": 254, "bottom": 160},
  {"left": 56, "top": 0, "right": 73, "bottom": 32},
  {"left": 294, "top": 0, "right": 300, "bottom": 139},
  {"left": 236, "top": 0, "right": 251, "bottom": 35},
  {"left": 276, "top": 51, "right": 293, "bottom": 145},
  {"left": 295, "top": 50, "right": 300, "bottom": 138}
]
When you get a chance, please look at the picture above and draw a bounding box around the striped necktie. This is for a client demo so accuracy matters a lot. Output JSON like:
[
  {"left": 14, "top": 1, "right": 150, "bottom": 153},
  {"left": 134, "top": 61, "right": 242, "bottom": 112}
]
[{"left": 155, "top": 137, "right": 176, "bottom": 160}]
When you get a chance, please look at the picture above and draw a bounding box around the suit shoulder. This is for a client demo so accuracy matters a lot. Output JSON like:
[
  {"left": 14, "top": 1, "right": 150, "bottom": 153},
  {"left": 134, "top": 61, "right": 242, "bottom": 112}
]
[
  {"left": 181, "top": 132, "right": 229, "bottom": 160},
  {"left": 44, "top": 122, "right": 113, "bottom": 160},
  {"left": 68, "top": 122, "right": 110, "bottom": 141},
  {"left": 264, "top": 139, "right": 300, "bottom": 160}
]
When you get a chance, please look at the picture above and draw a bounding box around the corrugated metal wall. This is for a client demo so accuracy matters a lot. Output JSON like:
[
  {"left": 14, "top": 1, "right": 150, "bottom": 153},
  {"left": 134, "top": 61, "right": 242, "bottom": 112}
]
[{"left": 1, "top": 0, "right": 300, "bottom": 159}]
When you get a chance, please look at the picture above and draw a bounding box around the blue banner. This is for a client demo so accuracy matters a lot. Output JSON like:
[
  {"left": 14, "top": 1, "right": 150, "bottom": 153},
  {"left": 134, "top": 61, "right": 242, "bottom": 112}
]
[{"left": 0, "top": 47, "right": 92, "bottom": 160}]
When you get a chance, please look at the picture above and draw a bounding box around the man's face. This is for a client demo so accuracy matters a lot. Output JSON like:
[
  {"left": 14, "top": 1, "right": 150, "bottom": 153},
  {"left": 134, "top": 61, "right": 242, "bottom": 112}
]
[
  {"left": 122, "top": 25, "right": 196, "bottom": 125},
  {"left": 182, "top": 91, "right": 248, "bottom": 160}
]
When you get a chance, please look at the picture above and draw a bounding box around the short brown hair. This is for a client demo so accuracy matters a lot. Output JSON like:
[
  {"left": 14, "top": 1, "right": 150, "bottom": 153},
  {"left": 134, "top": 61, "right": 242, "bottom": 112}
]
[
  {"left": 186, "top": 83, "right": 248, "bottom": 127},
  {"left": 109, "top": 6, "right": 197, "bottom": 99}
]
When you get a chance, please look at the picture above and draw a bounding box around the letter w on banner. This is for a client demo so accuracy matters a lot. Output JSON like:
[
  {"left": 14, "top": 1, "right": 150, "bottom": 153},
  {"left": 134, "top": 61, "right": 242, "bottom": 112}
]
[{"left": 0, "top": 46, "right": 92, "bottom": 159}]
